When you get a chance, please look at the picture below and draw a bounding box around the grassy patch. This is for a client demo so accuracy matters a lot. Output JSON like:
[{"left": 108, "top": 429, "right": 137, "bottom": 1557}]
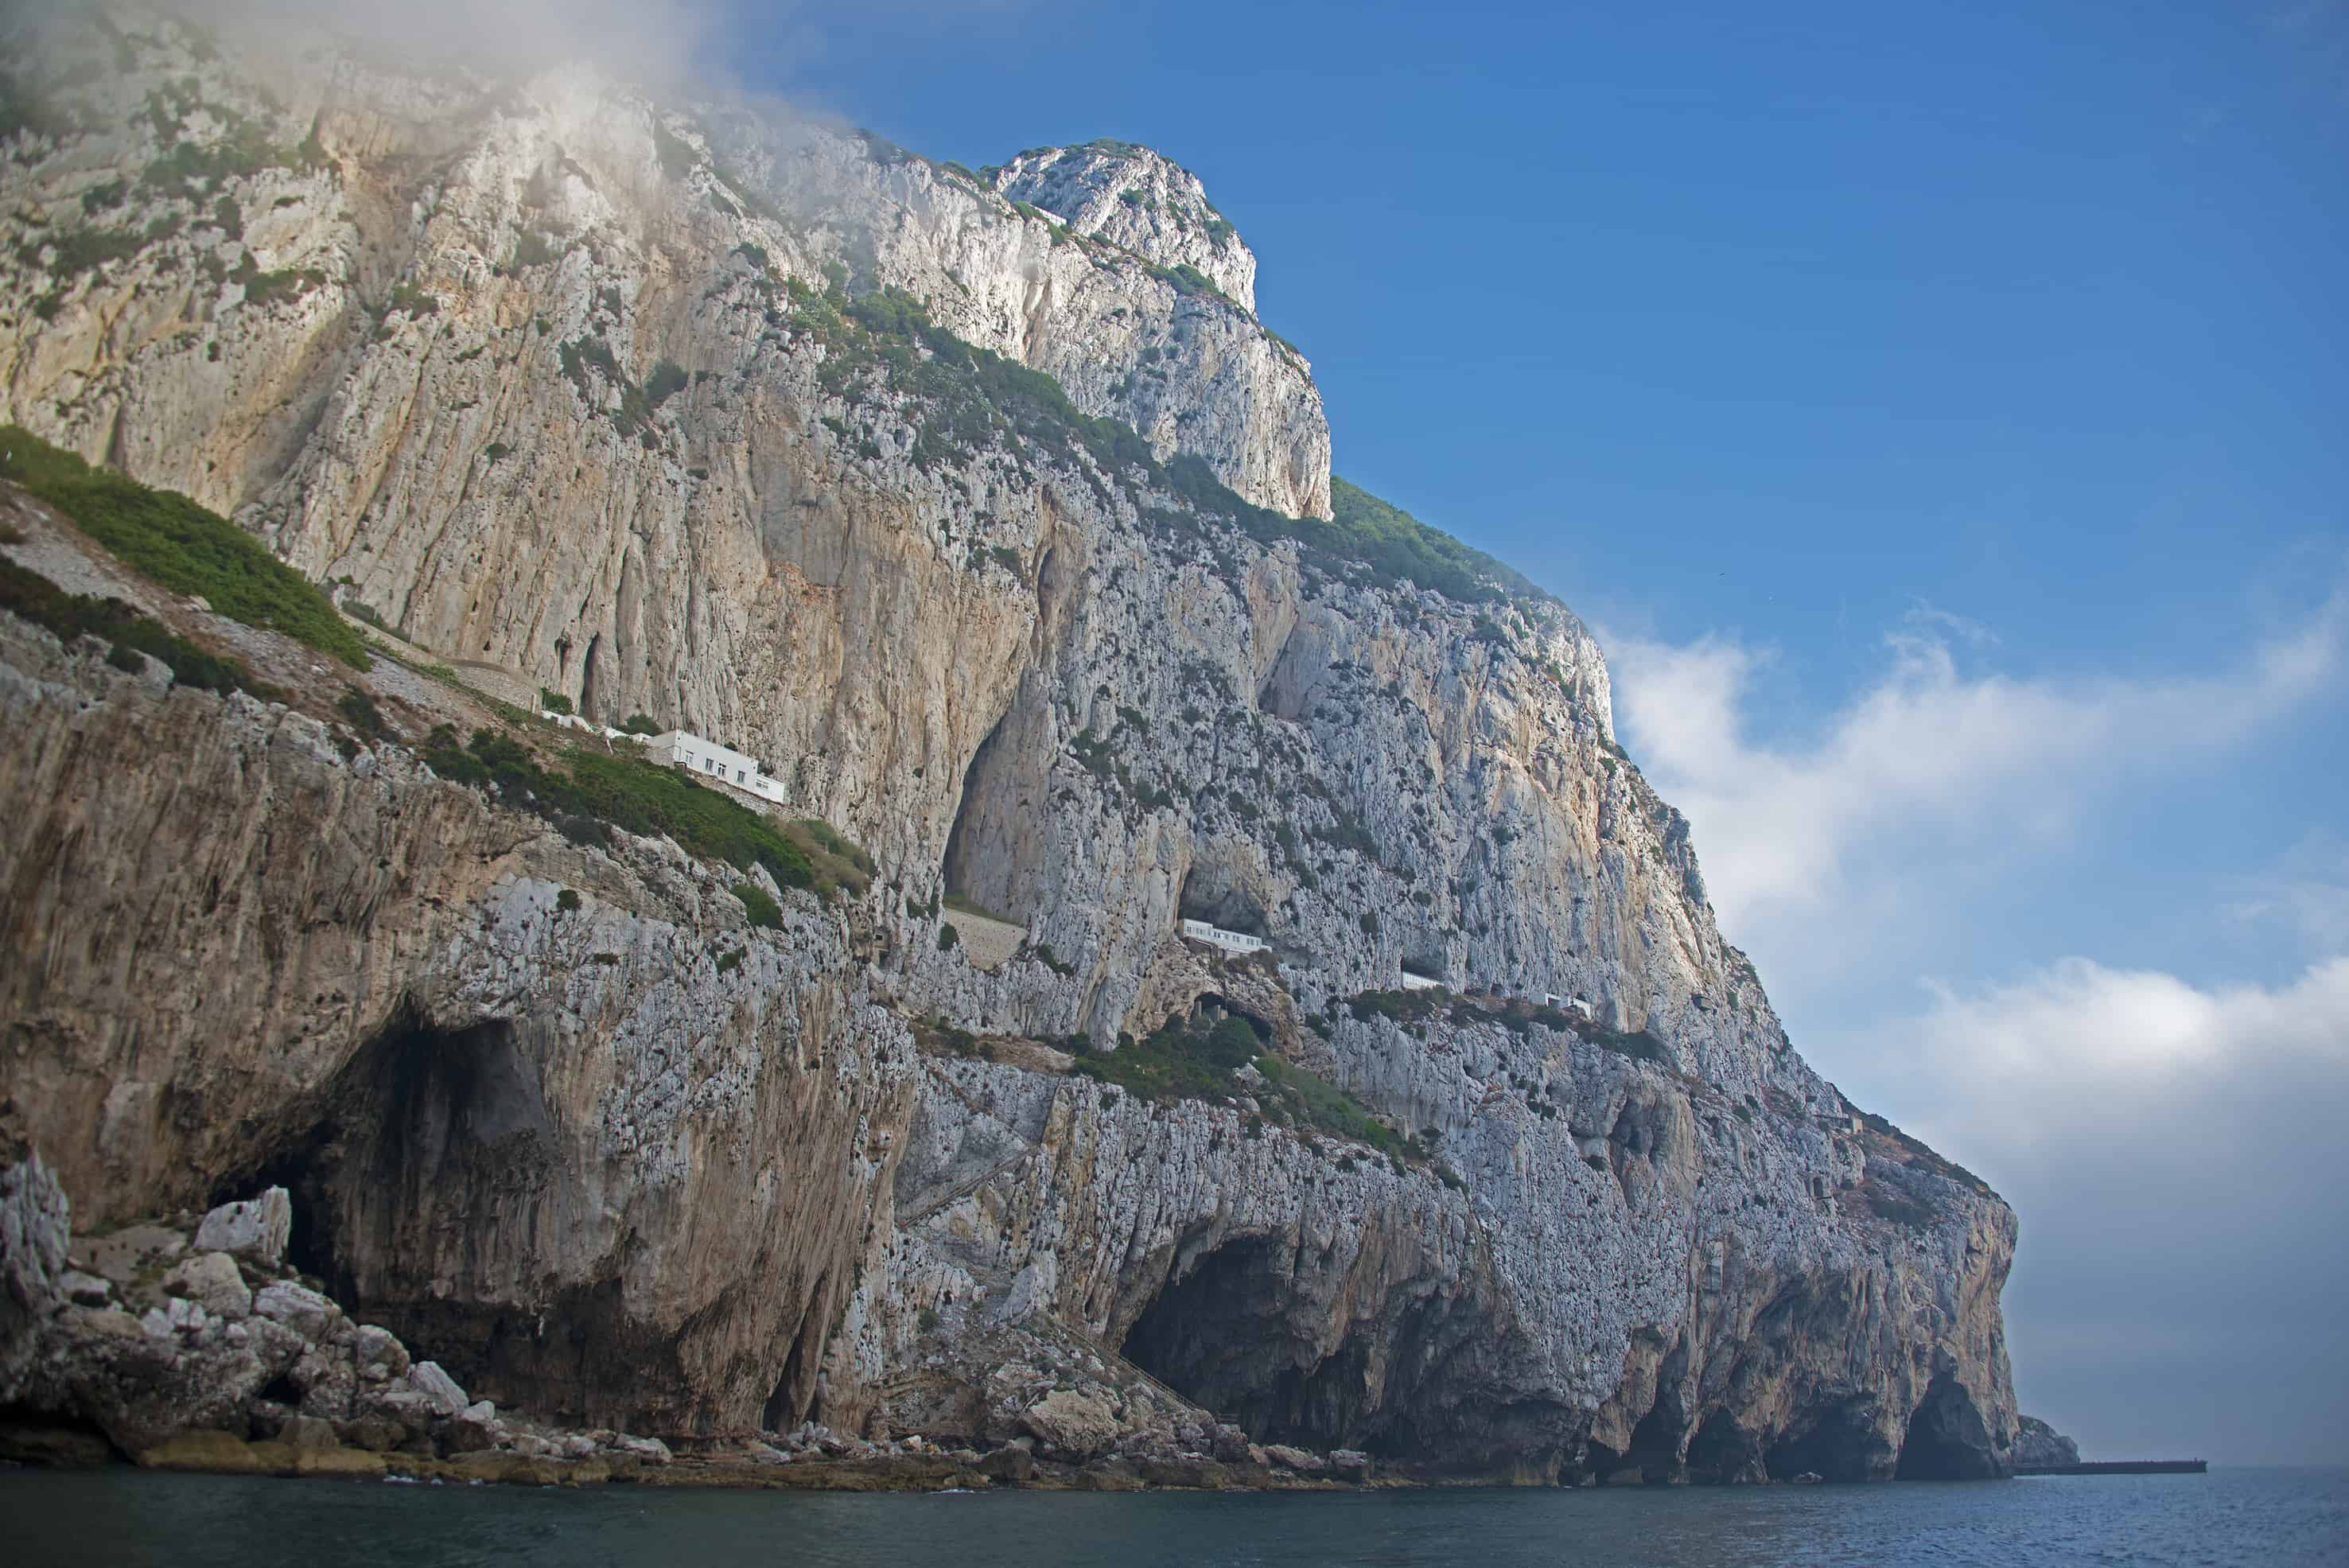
[
  {"left": 1858, "top": 1178, "right": 1939, "bottom": 1230},
  {"left": 733, "top": 881, "right": 782, "bottom": 929},
  {"left": 419, "top": 726, "right": 868, "bottom": 898},
  {"left": 1252, "top": 1053, "right": 1407, "bottom": 1160},
  {"left": 0, "top": 555, "right": 277, "bottom": 699},
  {"left": 1070, "top": 1014, "right": 1422, "bottom": 1166},
  {"left": 559, "top": 338, "right": 681, "bottom": 438},
  {"left": 791, "top": 282, "right": 1159, "bottom": 483},
  {"left": 1322, "top": 477, "right": 1549, "bottom": 606},
  {"left": 336, "top": 687, "right": 390, "bottom": 741},
  {"left": 1348, "top": 986, "right": 1672, "bottom": 1068},
  {"left": 1072, "top": 1014, "right": 1261, "bottom": 1102},
  {"left": 771, "top": 278, "right": 1546, "bottom": 607},
  {"left": 1, "top": 426, "right": 367, "bottom": 667},
  {"left": 784, "top": 818, "right": 873, "bottom": 897}
]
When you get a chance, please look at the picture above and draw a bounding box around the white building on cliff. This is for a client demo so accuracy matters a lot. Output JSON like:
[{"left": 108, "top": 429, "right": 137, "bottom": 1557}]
[
  {"left": 548, "top": 706, "right": 790, "bottom": 811},
  {"left": 1180, "top": 918, "right": 1267, "bottom": 955},
  {"left": 641, "top": 730, "right": 788, "bottom": 807}
]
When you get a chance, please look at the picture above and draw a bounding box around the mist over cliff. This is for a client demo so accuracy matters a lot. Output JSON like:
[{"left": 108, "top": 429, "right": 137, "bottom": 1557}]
[{"left": 0, "top": 3, "right": 2020, "bottom": 1485}]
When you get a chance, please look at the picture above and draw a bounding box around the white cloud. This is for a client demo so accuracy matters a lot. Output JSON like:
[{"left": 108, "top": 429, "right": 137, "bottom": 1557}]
[
  {"left": 151, "top": 0, "right": 1058, "bottom": 90},
  {"left": 1894, "top": 954, "right": 2349, "bottom": 1158},
  {"left": 2226, "top": 835, "right": 2349, "bottom": 955},
  {"left": 1605, "top": 589, "right": 2346, "bottom": 937},
  {"left": 1853, "top": 954, "right": 2349, "bottom": 1462}
]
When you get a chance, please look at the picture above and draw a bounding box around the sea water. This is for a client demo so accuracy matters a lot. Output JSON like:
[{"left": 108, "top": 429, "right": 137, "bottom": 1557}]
[{"left": 2, "top": 1465, "right": 2342, "bottom": 1567}]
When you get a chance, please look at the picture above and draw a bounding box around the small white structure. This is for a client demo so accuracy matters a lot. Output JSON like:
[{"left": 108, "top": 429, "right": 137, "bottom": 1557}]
[
  {"left": 1180, "top": 918, "right": 1267, "bottom": 955},
  {"left": 1398, "top": 971, "right": 1444, "bottom": 993},
  {"left": 542, "top": 711, "right": 629, "bottom": 741},
  {"left": 641, "top": 729, "right": 790, "bottom": 807},
  {"left": 1544, "top": 993, "right": 1594, "bottom": 1020}
]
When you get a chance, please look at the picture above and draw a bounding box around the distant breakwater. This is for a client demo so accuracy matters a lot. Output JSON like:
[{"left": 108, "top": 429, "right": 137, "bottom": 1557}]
[{"left": 2014, "top": 1460, "right": 2207, "bottom": 1476}]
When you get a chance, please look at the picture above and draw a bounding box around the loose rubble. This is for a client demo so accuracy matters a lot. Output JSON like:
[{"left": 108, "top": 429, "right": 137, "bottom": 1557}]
[{"left": 0, "top": 1161, "right": 1379, "bottom": 1490}]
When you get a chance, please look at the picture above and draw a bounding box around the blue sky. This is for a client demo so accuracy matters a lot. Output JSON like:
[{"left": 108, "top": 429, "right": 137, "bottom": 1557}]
[{"left": 714, "top": 0, "right": 2349, "bottom": 1463}]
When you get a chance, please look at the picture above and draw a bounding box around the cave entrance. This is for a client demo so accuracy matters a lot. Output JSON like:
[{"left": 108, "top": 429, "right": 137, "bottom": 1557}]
[
  {"left": 762, "top": 1272, "right": 830, "bottom": 1432},
  {"left": 943, "top": 708, "right": 1025, "bottom": 918},
  {"left": 1176, "top": 864, "right": 1266, "bottom": 940},
  {"left": 216, "top": 1005, "right": 568, "bottom": 1401},
  {"left": 1618, "top": 1398, "right": 1688, "bottom": 1484},
  {"left": 1184, "top": 994, "right": 1270, "bottom": 1041},
  {"left": 1895, "top": 1374, "right": 1997, "bottom": 1480},
  {"left": 578, "top": 632, "right": 605, "bottom": 722},
  {"left": 1686, "top": 1408, "right": 1764, "bottom": 1484},
  {"left": 1120, "top": 1235, "right": 1371, "bottom": 1449},
  {"left": 1763, "top": 1396, "right": 1891, "bottom": 1483}
]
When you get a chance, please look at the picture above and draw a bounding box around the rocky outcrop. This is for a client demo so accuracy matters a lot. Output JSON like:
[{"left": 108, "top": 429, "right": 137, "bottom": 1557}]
[
  {"left": 0, "top": 1163, "right": 671, "bottom": 1470},
  {"left": 2012, "top": 1415, "right": 2081, "bottom": 1469},
  {"left": 0, "top": 4, "right": 2019, "bottom": 1486},
  {"left": 991, "top": 142, "right": 1258, "bottom": 312}
]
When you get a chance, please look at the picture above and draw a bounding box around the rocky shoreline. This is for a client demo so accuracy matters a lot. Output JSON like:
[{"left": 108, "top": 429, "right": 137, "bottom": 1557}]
[{"left": 0, "top": 1160, "right": 1383, "bottom": 1494}]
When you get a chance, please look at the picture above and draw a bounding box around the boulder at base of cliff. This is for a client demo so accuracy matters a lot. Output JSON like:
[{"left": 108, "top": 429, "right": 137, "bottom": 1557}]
[
  {"left": 193, "top": 1190, "right": 292, "bottom": 1270},
  {"left": 1021, "top": 1387, "right": 1122, "bottom": 1459},
  {"left": 2013, "top": 1415, "right": 2082, "bottom": 1468}
]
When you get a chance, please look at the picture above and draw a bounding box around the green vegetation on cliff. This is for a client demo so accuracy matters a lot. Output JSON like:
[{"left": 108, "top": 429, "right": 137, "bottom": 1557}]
[
  {"left": 1321, "top": 477, "right": 1550, "bottom": 606},
  {"left": 418, "top": 726, "right": 870, "bottom": 902},
  {"left": 0, "top": 554, "right": 278, "bottom": 699},
  {"left": 791, "top": 288, "right": 1546, "bottom": 608},
  {"left": 0, "top": 426, "right": 368, "bottom": 667},
  {"left": 1071, "top": 1012, "right": 1429, "bottom": 1167}
]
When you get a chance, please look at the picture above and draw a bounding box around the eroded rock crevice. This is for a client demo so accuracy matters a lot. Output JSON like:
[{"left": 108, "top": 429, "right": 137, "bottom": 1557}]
[{"left": 1896, "top": 1373, "right": 2001, "bottom": 1480}]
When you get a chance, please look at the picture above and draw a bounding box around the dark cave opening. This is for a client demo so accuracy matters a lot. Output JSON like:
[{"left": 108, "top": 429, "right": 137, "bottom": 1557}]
[
  {"left": 1895, "top": 1374, "right": 1999, "bottom": 1480},
  {"left": 225, "top": 1115, "right": 343, "bottom": 1288},
  {"left": 762, "top": 1274, "right": 829, "bottom": 1432},
  {"left": 941, "top": 709, "right": 1016, "bottom": 913},
  {"left": 1183, "top": 993, "right": 1271, "bottom": 1043},
  {"left": 1620, "top": 1399, "right": 1686, "bottom": 1484},
  {"left": 1764, "top": 1396, "right": 1892, "bottom": 1483},
  {"left": 1176, "top": 863, "right": 1266, "bottom": 939},
  {"left": 1120, "top": 1235, "right": 1371, "bottom": 1450},
  {"left": 1686, "top": 1407, "right": 1764, "bottom": 1484},
  {"left": 578, "top": 632, "right": 604, "bottom": 722},
  {"left": 219, "top": 1006, "right": 576, "bottom": 1407}
]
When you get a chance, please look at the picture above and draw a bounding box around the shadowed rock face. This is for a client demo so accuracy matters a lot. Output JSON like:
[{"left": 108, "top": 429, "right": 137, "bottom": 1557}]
[
  {"left": 0, "top": 6, "right": 2017, "bottom": 1481},
  {"left": 2011, "top": 1414, "right": 2082, "bottom": 1469}
]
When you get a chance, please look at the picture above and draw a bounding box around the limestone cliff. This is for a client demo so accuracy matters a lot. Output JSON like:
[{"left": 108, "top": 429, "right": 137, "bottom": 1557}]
[{"left": 0, "top": 5, "right": 2019, "bottom": 1484}]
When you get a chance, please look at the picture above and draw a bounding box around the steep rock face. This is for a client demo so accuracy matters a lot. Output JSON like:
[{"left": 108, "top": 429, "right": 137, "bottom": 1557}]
[
  {"left": 0, "top": 7, "right": 2019, "bottom": 1482},
  {"left": 0, "top": 624, "right": 912, "bottom": 1434},
  {"left": 991, "top": 141, "right": 1258, "bottom": 313}
]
